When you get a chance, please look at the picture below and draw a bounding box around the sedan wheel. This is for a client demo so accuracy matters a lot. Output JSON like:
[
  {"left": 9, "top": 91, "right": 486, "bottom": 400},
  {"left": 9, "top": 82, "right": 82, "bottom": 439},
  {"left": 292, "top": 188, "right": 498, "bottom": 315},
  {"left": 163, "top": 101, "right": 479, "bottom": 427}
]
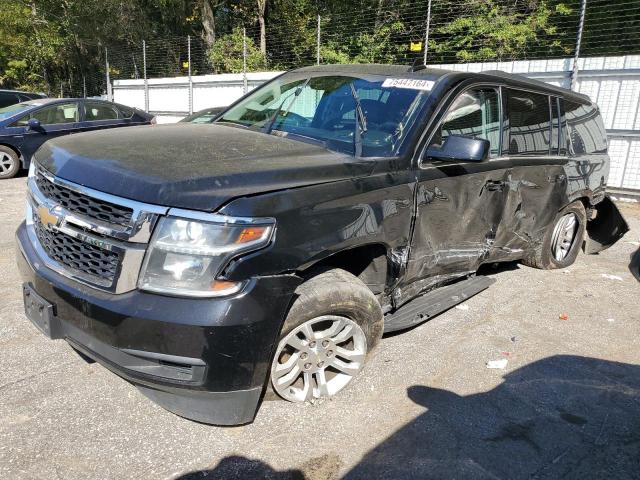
[
  {"left": 0, "top": 150, "right": 18, "bottom": 178},
  {"left": 271, "top": 315, "right": 367, "bottom": 403},
  {"left": 551, "top": 213, "right": 578, "bottom": 261}
]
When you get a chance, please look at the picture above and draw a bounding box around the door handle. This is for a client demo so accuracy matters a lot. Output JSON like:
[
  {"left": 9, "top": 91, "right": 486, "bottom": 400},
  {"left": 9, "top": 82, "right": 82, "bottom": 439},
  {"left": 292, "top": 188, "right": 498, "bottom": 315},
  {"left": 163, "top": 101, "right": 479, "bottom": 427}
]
[{"left": 484, "top": 180, "right": 505, "bottom": 192}]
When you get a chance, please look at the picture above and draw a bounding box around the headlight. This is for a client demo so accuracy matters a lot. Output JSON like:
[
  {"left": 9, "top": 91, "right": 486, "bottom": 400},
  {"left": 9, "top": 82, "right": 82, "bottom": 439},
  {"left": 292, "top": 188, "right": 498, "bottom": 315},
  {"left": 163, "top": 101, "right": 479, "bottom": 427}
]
[{"left": 138, "top": 214, "right": 274, "bottom": 297}]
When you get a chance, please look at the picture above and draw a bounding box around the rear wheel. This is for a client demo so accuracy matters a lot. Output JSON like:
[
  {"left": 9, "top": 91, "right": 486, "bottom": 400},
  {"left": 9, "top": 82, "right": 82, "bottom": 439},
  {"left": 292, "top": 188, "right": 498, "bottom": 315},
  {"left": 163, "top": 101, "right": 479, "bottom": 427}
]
[
  {"left": 523, "top": 201, "right": 587, "bottom": 269},
  {"left": 270, "top": 268, "right": 383, "bottom": 403},
  {"left": 0, "top": 146, "right": 20, "bottom": 179}
]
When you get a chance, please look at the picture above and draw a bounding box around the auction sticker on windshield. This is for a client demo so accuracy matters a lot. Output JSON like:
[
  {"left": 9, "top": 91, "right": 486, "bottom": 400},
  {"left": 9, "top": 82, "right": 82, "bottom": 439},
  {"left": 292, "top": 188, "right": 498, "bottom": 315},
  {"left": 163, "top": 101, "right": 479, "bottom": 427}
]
[{"left": 382, "top": 78, "right": 434, "bottom": 90}]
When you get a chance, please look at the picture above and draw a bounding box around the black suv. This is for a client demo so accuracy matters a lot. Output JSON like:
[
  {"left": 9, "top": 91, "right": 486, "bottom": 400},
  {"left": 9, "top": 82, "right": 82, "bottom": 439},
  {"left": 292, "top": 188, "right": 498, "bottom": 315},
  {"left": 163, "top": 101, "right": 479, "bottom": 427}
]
[{"left": 16, "top": 65, "right": 628, "bottom": 425}]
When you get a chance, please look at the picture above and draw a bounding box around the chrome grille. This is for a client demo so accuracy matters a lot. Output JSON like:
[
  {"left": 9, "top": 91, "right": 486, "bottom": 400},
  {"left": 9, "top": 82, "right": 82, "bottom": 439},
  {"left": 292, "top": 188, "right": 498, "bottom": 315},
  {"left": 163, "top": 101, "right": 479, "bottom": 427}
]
[
  {"left": 36, "top": 172, "right": 133, "bottom": 227},
  {"left": 27, "top": 164, "right": 164, "bottom": 293},
  {"left": 34, "top": 218, "right": 120, "bottom": 282}
]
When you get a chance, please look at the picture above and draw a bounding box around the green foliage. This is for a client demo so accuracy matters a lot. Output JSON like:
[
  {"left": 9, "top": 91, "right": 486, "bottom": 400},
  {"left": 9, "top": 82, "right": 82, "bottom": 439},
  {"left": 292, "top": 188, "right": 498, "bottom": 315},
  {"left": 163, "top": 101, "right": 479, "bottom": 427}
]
[
  {"left": 431, "top": 0, "right": 573, "bottom": 61},
  {"left": 208, "top": 27, "right": 267, "bottom": 72}
]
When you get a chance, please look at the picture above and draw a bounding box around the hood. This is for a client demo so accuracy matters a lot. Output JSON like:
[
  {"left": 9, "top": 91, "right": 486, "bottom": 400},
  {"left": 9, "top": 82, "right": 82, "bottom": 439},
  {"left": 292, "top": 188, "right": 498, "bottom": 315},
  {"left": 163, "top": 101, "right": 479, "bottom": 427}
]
[{"left": 35, "top": 123, "right": 375, "bottom": 211}]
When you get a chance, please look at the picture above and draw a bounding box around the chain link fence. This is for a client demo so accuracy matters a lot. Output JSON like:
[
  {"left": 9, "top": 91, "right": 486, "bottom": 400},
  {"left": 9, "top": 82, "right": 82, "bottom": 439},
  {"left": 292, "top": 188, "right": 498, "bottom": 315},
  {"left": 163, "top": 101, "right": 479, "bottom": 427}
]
[{"left": 56, "top": 0, "right": 639, "bottom": 101}]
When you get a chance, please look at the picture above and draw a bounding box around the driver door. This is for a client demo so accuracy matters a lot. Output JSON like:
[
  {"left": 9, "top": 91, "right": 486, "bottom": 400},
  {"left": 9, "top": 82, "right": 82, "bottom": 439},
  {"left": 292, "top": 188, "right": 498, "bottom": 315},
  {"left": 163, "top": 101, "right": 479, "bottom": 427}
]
[
  {"left": 14, "top": 102, "right": 81, "bottom": 160},
  {"left": 401, "top": 86, "right": 511, "bottom": 303}
]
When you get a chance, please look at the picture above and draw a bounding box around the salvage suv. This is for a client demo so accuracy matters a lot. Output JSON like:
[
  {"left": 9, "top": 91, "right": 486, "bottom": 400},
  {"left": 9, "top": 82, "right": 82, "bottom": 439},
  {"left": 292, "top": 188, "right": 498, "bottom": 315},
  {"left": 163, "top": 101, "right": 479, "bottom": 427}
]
[{"left": 16, "top": 65, "right": 628, "bottom": 425}]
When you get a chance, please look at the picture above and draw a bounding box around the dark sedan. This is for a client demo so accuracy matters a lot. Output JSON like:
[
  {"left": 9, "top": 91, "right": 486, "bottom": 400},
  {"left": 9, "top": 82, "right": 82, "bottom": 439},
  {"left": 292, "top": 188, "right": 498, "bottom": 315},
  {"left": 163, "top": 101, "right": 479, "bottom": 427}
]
[
  {"left": 0, "top": 90, "right": 47, "bottom": 108},
  {"left": 0, "top": 98, "right": 153, "bottom": 179}
]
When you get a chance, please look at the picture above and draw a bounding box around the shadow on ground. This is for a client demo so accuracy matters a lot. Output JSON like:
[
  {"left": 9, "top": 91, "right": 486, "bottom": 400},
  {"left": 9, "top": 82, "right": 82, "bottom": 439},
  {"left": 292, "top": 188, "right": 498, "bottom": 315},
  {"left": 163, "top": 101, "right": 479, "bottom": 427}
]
[
  {"left": 629, "top": 247, "right": 640, "bottom": 281},
  {"left": 176, "top": 355, "right": 640, "bottom": 480}
]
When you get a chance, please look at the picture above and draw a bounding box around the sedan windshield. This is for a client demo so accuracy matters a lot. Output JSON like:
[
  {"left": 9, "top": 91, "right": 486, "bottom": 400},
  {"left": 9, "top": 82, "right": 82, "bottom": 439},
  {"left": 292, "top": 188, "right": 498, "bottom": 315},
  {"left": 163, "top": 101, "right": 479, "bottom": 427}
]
[
  {"left": 217, "top": 74, "right": 432, "bottom": 157},
  {"left": 0, "top": 103, "right": 34, "bottom": 120}
]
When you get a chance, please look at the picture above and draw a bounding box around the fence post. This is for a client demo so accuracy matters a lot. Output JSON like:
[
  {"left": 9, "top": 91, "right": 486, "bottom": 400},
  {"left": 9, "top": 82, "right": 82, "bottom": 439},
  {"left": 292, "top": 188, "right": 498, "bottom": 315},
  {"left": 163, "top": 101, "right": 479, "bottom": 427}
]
[
  {"left": 571, "top": 0, "right": 587, "bottom": 90},
  {"left": 105, "top": 48, "right": 113, "bottom": 101},
  {"left": 143, "top": 40, "right": 149, "bottom": 112},
  {"left": 188, "top": 35, "right": 193, "bottom": 115},
  {"left": 317, "top": 15, "right": 321, "bottom": 65},
  {"left": 242, "top": 27, "right": 248, "bottom": 94},
  {"left": 423, "top": 0, "right": 432, "bottom": 65}
]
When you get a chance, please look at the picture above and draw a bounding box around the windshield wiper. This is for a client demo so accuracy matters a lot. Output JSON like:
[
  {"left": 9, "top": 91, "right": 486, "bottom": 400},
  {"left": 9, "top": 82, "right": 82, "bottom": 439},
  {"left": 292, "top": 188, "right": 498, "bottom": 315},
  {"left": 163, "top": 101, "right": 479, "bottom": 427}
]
[
  {"left": 262, "top": 78, "right": 311, "bottom": 135},
  {"left": 350, "top": 83, "right": 368, "bottom": 157}
]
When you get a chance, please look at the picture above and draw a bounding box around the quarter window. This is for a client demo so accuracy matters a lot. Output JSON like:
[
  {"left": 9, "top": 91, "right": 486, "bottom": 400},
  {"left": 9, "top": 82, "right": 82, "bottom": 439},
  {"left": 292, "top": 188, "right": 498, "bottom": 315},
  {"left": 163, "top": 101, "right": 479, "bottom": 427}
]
[
  {"left": 431, "top": 88, "right": 501, "bottom": 157},
  {"left": 565, "top": 101, "right": 607, "bottom": 155},
  {"left": 506, "top": 89, "right": 551, "bottom": 155}
]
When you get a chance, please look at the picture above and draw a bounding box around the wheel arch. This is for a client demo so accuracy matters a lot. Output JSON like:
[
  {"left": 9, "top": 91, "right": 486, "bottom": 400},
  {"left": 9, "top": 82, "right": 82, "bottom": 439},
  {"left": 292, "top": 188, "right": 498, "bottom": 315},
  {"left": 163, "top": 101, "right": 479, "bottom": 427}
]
[{"left": 297, "top": 242, "right": 390, "bottom": 295}]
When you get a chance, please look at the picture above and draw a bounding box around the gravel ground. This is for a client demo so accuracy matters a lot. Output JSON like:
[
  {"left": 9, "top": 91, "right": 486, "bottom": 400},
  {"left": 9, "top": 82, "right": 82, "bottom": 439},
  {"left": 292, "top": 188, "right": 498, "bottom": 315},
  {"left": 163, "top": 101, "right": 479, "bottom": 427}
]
[{"left": 1, "top": 174, "right": 639, "bottom": 480}]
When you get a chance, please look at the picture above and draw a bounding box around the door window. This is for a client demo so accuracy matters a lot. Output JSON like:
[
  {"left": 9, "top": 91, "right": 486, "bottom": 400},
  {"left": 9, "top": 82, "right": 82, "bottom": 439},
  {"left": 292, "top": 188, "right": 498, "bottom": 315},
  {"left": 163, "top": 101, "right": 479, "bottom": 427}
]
[
  {"left": 85, "top": 102, "right": 120, "bottom": 121},
  {"left": 506, "top": 89, "right": 551, "bottom": 155},
  {"left": 31, "top": 103, "right": 79, "bottom": 125},
  {"left": 430, "top": 88, "right": 501, "bottom": 158}
]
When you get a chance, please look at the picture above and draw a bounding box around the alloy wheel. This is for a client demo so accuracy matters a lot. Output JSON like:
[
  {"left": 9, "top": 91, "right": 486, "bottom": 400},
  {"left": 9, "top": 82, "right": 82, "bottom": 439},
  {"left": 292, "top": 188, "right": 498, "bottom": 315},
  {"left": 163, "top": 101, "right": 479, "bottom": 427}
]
[
  {"left": 271, "top": 315, "right": 367, "bottom": 402},
  {"left": 551, "top": 212, "right": 578, "bottom": 261},
  {"left": 0, "top": 152, "right": 15, "bottom": 175}
]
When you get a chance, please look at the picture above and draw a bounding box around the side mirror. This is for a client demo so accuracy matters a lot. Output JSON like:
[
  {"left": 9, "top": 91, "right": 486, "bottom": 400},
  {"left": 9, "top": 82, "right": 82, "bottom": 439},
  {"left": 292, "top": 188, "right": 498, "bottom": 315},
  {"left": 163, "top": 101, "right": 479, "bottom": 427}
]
[
  {"left": 27, "top": 118, "right": 41, "bottom": 130},
  {"left": 425, "top": 135, "right": 490, "bottom": 162}
]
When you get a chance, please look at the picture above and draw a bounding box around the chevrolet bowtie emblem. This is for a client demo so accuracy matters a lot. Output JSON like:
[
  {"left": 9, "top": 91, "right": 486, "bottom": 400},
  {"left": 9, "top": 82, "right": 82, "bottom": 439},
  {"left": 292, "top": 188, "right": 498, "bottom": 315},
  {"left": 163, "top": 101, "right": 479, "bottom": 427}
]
[{"left": 37, "top": 205, "right": 62, "bottom": 229}]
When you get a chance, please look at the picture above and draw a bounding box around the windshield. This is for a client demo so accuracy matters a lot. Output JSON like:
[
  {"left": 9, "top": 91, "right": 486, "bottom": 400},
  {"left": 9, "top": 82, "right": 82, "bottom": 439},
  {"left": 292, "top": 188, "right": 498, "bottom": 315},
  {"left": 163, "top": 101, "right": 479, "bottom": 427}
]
[
  {"left": 217, "top": 74, "right": 432, "bottom": 157},
  {"left": 0, "top": 103, "right": 33, "bottom": 120}
]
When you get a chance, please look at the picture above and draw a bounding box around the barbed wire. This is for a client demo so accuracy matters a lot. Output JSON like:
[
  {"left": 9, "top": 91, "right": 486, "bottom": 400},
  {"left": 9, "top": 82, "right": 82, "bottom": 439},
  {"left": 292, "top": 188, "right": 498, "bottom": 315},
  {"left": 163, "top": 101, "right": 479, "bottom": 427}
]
[{"left": 58, "top": 0, "right": 639, "bottom": 99}]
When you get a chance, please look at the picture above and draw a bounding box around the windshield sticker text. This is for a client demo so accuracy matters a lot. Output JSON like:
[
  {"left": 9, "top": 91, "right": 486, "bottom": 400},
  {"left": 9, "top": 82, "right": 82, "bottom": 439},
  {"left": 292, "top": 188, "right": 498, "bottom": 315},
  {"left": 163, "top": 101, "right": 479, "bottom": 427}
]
[{"left": 382, "top": 78, "right": 434, "bottom": 91}]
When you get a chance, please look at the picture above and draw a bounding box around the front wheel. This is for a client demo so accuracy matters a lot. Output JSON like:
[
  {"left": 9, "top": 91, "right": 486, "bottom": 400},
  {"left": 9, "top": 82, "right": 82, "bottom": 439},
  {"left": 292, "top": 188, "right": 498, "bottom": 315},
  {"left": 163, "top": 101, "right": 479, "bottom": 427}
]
[
  {"left": 270, "top": 268, "right": 383, "bottom": 403},
  {"left": 0, "top": 146, "right": 20, "bottom": 179},
  {"left": 523, "top": 201, "right": 587, "bottom": 269}
]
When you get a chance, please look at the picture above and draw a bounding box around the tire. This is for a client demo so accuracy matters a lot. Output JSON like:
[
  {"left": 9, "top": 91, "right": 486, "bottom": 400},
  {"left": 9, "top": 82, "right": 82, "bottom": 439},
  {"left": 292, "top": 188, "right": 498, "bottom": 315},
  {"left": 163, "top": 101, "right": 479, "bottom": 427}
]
[
  {"left": 0, "top": 146, "right": 20, "bottom": 179},
  {"left": 268, "top": 268, "right": 384, "bottom": 403},
  {"left": 523, "top": 201, "right": 587, "bottom": 270}
]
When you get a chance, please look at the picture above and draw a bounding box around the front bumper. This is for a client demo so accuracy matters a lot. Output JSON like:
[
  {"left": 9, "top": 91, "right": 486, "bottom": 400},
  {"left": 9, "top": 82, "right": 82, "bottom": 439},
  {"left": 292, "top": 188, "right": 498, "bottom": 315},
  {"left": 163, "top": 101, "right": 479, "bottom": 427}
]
[{"left": 16, "top": 221, "right": 301, "bottom": 425}]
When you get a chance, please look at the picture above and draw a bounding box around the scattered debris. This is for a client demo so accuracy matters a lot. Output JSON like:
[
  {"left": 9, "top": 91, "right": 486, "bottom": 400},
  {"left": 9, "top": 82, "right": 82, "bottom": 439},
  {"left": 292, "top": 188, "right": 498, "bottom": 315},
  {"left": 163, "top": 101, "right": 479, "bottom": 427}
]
[
  {"left": 627, "top": 241, "right": 640, "bottom": 246},
  {"left": 486, "top": 358, "right": 508, "bottom": 369},
  {"left": 510, "top": 336, "right": 517, "bottom": 343},
  {"left": 600, "top": 273, "right": 623, "bottom": 281},
  {"left": 562, "top": 269, "right": 572, "bottom": 274},
  {"left": 502, "top": 352, "right": 512, "bottom": 357},
  {"left": 559, "top": 313, "right": 569, "bottom": 321},
  {"left": 455, "top": 304, "right": 469, "bottom": 311},
  {"left": 606, "top": 318, "right": 615, "bottom": 323}
]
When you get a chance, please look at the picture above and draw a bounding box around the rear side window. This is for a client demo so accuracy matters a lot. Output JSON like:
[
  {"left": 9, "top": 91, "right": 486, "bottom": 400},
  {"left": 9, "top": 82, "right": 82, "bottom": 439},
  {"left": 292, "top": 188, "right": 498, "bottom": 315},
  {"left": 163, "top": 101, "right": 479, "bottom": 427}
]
[
  {"left": 431, "top": 88, "right": 501, "bottom": 157},
  {"left": 506, "top": 89, "right": 551, "bottom": 155},
  {"left": 564, "top": 101, "right": 607, "bottom": 155},
  {"left": 85, "top": 102, "right": 120, "bottom": 121}
]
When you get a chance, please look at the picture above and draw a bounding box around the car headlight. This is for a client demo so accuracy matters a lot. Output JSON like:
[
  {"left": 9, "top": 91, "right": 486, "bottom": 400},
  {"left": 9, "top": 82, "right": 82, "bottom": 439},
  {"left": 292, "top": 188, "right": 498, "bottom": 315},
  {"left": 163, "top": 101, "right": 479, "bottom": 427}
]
[{"left": 138, "top": 214, "right": 274, "bottom": 297}]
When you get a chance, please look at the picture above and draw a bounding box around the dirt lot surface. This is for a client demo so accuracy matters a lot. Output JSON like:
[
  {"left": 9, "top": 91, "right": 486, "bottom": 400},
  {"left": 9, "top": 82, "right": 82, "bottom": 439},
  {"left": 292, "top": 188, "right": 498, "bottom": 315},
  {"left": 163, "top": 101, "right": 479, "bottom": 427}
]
[{"left": 1, "top": 174, "right": 639, "bottom": 480}]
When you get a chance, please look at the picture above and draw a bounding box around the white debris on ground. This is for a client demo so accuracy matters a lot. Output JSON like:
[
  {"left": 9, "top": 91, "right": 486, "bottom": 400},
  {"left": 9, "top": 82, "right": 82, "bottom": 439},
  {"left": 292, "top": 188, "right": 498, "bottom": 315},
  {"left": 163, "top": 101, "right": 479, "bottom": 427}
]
[
  {"left": 486, "top": 359, "right": 508, "bottom": 369},
  {"left": 455, "top": 304, "right": 470, "bottom": 311},
  {"left": 600, "top": 273, "right": 624, "bottom": 281}
]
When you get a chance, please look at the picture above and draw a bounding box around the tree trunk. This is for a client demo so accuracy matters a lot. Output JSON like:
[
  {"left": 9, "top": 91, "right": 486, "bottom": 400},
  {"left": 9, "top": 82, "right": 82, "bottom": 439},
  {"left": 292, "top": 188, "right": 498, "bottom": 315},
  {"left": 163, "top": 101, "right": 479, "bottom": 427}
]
[
  {"left": 257, "top": 0, "right": 267, "bottom": 54},
  {"left": 201, "top": 0, "right": 216, "bottom": 48}
]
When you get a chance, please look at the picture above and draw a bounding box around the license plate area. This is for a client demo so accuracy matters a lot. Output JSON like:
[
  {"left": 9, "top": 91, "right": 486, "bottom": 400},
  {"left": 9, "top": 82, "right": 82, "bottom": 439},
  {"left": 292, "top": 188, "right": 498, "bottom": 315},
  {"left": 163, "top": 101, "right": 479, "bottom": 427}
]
[{"left": 23, "top": 284, "right": 61, "bottom": 339}]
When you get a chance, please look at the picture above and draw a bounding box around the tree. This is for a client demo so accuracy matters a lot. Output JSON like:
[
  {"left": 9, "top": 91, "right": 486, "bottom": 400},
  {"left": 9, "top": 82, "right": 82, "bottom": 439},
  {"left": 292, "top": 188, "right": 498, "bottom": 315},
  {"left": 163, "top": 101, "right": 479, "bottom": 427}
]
[
  {"left": 256, "top": 0, "right": 267, "bottom": 54},
  {"left": 208, "top": 27, "right": 267, "bottom": 72}
]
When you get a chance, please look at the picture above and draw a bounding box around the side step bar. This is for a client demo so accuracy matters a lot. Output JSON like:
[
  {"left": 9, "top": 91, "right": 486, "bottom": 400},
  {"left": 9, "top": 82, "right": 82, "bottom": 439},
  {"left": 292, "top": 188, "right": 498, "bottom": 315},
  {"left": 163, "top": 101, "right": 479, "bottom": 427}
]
[{"left": 383, "top": 276, "right": 495, "bottom": 333}]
